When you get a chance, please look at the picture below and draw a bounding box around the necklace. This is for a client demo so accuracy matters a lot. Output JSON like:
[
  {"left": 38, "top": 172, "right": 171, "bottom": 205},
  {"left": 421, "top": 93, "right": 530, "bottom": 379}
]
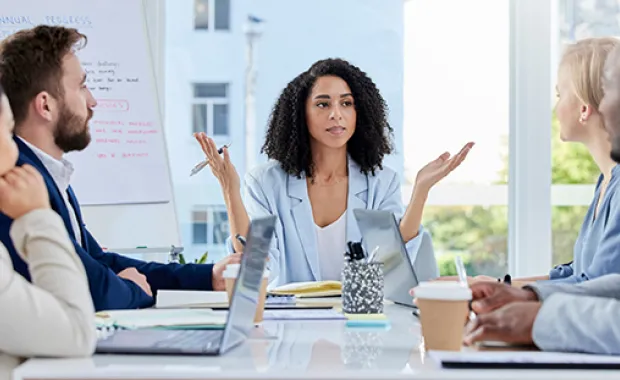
[{"left": 310, "top": 175, "right": 348, "bottom": 187}]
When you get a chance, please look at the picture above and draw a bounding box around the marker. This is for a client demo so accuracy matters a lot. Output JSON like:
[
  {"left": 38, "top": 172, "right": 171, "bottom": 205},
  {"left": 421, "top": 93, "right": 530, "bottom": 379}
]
[{"left": 189, "top": 142, "right": 232, "bottom": 177}]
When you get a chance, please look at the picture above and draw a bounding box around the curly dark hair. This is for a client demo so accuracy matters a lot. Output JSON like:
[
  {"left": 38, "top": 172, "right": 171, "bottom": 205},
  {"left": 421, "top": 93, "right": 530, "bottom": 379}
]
[
  {"left": 0, "top": 82, "right": 4, "bottom": 114},
  {"left": 261, "top": 58, "right": 394, "bottom": 179}
]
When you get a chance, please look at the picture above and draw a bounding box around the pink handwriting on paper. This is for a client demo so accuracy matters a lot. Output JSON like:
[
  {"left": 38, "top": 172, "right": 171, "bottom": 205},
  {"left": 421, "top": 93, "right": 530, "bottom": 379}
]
[
  {"left": 94, "top": 99, "right": 130, "bottom": 112},
  {"left": 127, "top": 129, "right": 158, "bottom": 134},
  {"left": 93, "top": 120, "right": 124, "bottom": 126},
  {"left": 122, "top": 153, "right": 150, "bottom": 159},
  {"left": 95, "top": 138, "right": 121, "bottom": 144},
  {"left": 128, "top": 121, "right": 153, "bottom": 127}
]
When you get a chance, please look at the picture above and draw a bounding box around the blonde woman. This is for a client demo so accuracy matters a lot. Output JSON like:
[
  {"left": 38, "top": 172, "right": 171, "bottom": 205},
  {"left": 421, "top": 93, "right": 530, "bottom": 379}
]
[
  {"left": 0, "top": 83, "right": 95, "bottom": 380},
  {"left": 443, "top": 37, "right": 620, "bottom": 289}
]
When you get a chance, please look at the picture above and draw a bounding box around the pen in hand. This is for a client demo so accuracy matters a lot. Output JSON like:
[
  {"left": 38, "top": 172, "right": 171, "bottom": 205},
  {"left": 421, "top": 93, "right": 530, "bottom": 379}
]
[
  {"left": 189, "top": 142, "right": 232, "bottom": 177},
  {"left": 235, "top": 234, "right": 247, "bottom": 248}
]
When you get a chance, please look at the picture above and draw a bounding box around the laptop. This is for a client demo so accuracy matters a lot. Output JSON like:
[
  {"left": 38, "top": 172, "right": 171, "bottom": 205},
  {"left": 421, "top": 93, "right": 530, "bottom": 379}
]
[
  {"left": 353, "top": 209, "right": 432, "bottom": 308},
  {"left": 96, "top": 215, "right": 277, "bottom": 355}
]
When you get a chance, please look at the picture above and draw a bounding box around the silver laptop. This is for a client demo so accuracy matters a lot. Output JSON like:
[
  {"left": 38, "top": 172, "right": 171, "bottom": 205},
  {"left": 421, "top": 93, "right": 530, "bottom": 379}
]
[
  {"left": 353, "top": 209, "right": 433, "bottom": 308},
  {"left": 95, "top": 215, "right": 276, "bottom": 355}
]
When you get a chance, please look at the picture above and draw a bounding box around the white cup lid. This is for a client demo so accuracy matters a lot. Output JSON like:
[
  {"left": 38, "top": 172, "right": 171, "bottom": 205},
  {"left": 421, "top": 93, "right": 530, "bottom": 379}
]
[
  {"left": 223, "top": 263, "right": 269, "bottom": 278},
  {"left": 414, "top": 281, "right": 472, "bottom": 301}
]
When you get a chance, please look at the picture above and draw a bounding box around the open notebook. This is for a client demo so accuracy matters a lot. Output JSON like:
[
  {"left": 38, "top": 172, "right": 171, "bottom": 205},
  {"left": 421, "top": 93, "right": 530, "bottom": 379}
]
[{"left": 269, "top": 281, "right": 342, "bottom": 298}]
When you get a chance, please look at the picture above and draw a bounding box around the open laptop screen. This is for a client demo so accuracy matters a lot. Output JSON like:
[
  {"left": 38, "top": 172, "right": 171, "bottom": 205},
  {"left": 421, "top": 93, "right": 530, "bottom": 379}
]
[
  {"left": 220, "top": 216, "right": 276, "bottom": 353},
  {"left": 353, "top": 209, "right": 420, "bottom": 306}
]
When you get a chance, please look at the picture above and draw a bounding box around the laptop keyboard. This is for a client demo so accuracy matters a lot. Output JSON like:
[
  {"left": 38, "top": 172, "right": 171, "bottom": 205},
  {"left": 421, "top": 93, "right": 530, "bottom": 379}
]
[{"left": 152, "top": 330, "right": 222, "bottom": 351}]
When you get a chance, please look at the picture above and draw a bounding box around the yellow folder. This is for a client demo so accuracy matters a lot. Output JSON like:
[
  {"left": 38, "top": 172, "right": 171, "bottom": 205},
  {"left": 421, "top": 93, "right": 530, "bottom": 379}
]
[{"left": 268, "top": 281, "right": 342, "bottom": 298}]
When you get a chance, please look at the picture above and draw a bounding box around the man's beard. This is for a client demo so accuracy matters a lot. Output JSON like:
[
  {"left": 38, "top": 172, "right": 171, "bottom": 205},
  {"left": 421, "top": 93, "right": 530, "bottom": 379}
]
[{"left": 54, "top": 105, "right": 93, "bottom": 153}]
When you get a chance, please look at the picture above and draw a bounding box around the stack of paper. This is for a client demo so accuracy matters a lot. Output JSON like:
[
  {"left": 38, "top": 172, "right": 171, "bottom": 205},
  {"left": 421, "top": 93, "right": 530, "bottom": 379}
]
[
  {"left": 96, "top": 309, "right": 227, "bottom": 330},
  {"left": 269, "top": 281, "right": 342, "bottom": 298},
  {"left": 263, "top": 309, "right": 346, "bottom": 321},
  {"left": 155, "top": 290, "right": 228, "bottom": 309}
]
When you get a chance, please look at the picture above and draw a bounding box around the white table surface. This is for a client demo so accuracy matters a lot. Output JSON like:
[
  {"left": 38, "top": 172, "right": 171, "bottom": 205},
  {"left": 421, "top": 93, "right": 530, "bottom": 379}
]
[{"left": 13, "top": 303, "right": 620, "bottom": 380}]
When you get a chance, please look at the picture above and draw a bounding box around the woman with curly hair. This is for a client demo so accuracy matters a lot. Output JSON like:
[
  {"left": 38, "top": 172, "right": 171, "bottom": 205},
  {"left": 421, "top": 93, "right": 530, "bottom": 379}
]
[{"left": 195, "top": 58, "right": 473, "bottom": 286}]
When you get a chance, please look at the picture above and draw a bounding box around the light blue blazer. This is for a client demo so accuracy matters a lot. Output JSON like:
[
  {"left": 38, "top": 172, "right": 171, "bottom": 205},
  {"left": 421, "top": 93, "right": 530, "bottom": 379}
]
[
  {"left": 546, "top": 165, "right": 620, "bottom": 284},
  {"left": 228, "top": 159, "right": 439, "bottom": 287}
]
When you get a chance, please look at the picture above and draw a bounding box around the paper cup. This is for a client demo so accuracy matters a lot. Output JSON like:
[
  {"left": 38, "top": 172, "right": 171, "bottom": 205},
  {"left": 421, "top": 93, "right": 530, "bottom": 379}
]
[
  {"left": 414, "top": 281, "right": 472, "bottom": 351},
  {"left": 224, "top": 264, "right": 269, "bottom": 323}
]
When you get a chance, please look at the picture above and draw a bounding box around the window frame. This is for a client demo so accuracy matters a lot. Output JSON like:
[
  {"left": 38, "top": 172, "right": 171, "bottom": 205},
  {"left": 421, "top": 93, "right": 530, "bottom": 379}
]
[
  {"left": 191, "top": 205, "right": 230, "bottom": 246},
  {"left": 149, "top": 0, "right": 589, "bottom": 276},
  {"left": 191, "top": 83, "right": 230, "bottom": 136},
  {"left": 194, "top": 0, "right": 231, "bottom": 31}
]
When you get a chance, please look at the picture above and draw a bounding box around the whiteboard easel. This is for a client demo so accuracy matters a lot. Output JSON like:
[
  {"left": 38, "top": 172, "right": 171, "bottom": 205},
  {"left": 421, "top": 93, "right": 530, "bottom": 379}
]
[{"left": 0, "top": 0, "right": 180, "bottom": 249}]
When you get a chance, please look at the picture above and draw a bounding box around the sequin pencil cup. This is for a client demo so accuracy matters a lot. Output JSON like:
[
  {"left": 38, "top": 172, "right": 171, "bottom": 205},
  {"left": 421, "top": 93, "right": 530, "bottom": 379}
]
[{"left": 342, "top": 261, "right": 384, "bottom": 314}]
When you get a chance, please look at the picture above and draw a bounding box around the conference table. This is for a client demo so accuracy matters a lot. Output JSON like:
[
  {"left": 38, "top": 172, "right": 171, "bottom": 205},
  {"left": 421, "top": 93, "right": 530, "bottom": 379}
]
[{"left": 13, "top": 302, "right": 618, "bottom": 380}]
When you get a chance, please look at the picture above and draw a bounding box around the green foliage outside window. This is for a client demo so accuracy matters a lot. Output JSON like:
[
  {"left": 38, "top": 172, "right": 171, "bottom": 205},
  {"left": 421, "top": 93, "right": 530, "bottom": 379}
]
[{"left": 426, "top": 114, "right": 598, "bottom": 276}]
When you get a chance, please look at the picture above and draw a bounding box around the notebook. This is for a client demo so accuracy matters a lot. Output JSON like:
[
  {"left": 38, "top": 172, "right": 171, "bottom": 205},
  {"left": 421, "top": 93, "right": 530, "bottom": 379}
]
[
  {"left": 95, "top": 309, "right": 227, "bottom": 330},
  {"left": 155, "top": 289, "right": 330, "bottom": 310},
  {"left": 268, "top": 281, "right": 342, "bottom": 298},
  {"left": 429, "top": 350, "right": 620, "bottom": 369},
  {"left": 155, "top": 290, "right": 228, "bottom": 309},
  {"left": 263, "top": 309, "right": 346, "bottom": 321}
]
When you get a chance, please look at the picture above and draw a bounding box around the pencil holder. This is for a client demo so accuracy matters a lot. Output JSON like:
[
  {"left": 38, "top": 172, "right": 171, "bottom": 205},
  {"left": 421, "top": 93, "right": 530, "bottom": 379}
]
[{"left": 341, "top": 261, "right": 384, "bottom": 314}]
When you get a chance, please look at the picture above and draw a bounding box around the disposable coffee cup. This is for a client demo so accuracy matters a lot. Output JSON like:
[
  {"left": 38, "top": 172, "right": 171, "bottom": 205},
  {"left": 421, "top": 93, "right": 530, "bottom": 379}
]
[
  {"left": 414, "top": 281, "right": 472, "bottom": 351},
  {"left": 223, "top": 263, "right": 269, "bottom": 323}
]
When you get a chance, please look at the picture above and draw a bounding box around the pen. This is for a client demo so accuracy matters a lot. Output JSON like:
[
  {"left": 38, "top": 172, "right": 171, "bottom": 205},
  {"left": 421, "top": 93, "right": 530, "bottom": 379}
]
[
  {"left": 352, "top": 242, "right": 365, "bottom": 261},
  {"left": 366, "top": 246, "right": 379, "bottom": 264},
  {"left": 454, "top": 256, "right": 468, "bottom": 286},
  {"left": 235, "top": 234, "right": 247, "bottom": 247},
  {"left": 345, "top": 241, "right": 353, "bottom": 262},
  {"left": 189, "top": 142, "right": 232, "bottom": 177},
  {"left": 454, "top": 255, "right": 476, "bottom": 321}
]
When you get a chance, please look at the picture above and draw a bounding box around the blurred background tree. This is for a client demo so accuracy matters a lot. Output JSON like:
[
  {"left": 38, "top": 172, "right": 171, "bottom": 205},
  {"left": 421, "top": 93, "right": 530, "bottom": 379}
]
[{"left": 430, "top": 114, "right": 598, "bottom": 276}]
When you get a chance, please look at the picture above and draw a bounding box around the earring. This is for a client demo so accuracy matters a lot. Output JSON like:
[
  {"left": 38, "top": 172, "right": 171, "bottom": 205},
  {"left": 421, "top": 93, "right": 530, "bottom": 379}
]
[{"left": 579, "top": 115, "right": 585, "bottom": 123}]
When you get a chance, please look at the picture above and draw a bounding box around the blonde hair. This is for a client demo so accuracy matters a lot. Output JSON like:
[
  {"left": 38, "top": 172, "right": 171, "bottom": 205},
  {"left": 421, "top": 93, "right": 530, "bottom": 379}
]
[{"left": 560, "top": 37, "right": 620, "bottom": 109}]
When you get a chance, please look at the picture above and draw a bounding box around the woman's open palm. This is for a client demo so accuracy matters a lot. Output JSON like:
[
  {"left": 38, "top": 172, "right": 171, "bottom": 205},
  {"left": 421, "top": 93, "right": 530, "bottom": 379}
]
[{"left": 414, "top": 142, "right": 474, "bottom": 192}]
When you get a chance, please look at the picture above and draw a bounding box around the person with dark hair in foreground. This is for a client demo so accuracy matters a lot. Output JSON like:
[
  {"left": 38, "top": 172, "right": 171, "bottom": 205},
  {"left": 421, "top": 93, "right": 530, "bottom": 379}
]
[
  {"left": 0, "top": 25, "right": 240, "bottom": 312},
  {"left": 195, "top": 58, "right": 473, "bottom": 286}
]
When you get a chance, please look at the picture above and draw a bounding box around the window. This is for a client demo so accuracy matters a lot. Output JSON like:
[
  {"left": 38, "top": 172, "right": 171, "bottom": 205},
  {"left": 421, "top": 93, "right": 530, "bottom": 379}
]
[
  {"left": 155, "top": 0, "right": 575, "bottom": 277},
  {"left": 191, "top": 207, "right": 230, "bottom": 246},
  {"left": 192, "top": 210, "right": 209, "bottom": 245},
  {"left": 404, "top": 0, "right": 509, "bottom": 277},
  {"left": 194, "top": 0, "right": 230, "bottom": 31},
  {"left": 194, "top": 0, "right": 209, "bottom": 30},
  {"left": 550, "top": 0, "right": 620, "bottom": 266},
  {"left": 192, "top": 83, "right": 229, "bottom": 136},
  {"left": 214, "top": 0, "right": 230, "bottom": 30}
]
